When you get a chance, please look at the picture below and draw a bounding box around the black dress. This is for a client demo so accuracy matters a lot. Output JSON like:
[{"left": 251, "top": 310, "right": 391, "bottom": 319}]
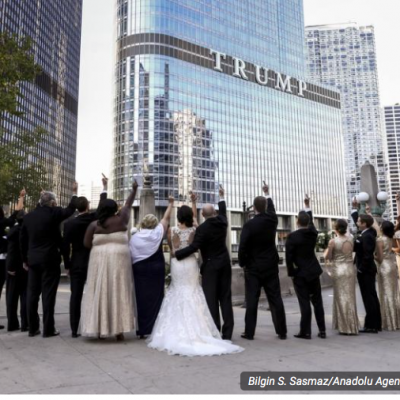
[{"left": 133, "top": 244, "right": 165, "bottom": 336}]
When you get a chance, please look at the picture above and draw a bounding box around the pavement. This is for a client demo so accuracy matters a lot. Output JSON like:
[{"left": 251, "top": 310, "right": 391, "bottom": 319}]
[{"left": 1, "top": 283, "right": 400, "bottom": 394}]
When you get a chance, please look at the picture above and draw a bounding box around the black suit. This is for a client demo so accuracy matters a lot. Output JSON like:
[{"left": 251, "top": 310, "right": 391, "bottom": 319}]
[
  {"left": 285, "top": 210, "right": 326, "bottom": 335},
  {"left": 238, "top": 197, "right": 287, "bottom": 337},
  {"left": 21, "top": 196, "right": 77, "bottom": 336},
  {"left": 61, "top": 192, "right": 107, "bottom": 335},
  {"left": 175, "top": 200, "right": 234, "bottom": 339},
  {"left": 6, "top": 222, "right": 28, "bottom": 331},
  {"left": 351, "top": 211, "right": 381, "bottom": 330},
  {"left": 0, "top": 213, "right": 18, "bottom": 302}
]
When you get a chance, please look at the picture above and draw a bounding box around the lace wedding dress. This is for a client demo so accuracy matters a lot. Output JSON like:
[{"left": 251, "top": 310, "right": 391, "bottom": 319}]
[{"left": 147, "top": 226, "right": 244, "bottom": 356}]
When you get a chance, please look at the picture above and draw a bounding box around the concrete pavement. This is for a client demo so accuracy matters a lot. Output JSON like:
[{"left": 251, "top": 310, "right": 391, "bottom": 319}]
[{"left": 1, "top": 283, "right": 400, "bottom": 394}]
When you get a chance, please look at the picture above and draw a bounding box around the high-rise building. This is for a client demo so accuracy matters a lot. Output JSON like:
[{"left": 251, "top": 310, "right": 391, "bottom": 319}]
[
  {"left": 78, "top": 182, "right": 103, "bottom": 210},
  {"left": 306, "top": 23, "right": 389, "bottom": 214},
  {"left": 0, "top": 0, "right": 83, "bottom": 206},
  {"left": 113, "top": 0, "right": 348, "bottom": 244},
  {"left": 384, "top": 104, "right": 400, "bottom": 217}
]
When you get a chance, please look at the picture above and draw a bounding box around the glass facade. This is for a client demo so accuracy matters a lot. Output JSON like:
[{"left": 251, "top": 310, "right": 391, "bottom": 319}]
[
  {"left": 0, "top": 0, "right": 82, "bottom": 206},
  {"left": 306, "top": 23, "right": 390, "bottom": 218},
  {"left": 384, "top": 105, "right": 400, "bottom": 217},
  {"left": 113, "top": 0, "right": 347, "bottom": 221}
]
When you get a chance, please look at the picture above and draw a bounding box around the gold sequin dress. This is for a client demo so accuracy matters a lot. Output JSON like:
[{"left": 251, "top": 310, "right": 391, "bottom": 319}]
[
  {"left": 377, "top": 236, "right": 400, "bottom": 331},
  {"left": 80, "top": 232, "right": 135, "bottom": 337},
  {"left": 330, "top": 236, "right": 360, "bottom": 334}
]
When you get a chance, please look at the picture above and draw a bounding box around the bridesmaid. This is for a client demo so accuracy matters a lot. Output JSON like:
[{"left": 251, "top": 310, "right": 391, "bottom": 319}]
[
  {"left": 392, "top": 194, "right": 400, "bottom": 277},
  {"left": 324, "top": 219, "right": 359, "bottom": 335},
  {"left": 375, "top": 221, "right": 400, "bottom": 331}
]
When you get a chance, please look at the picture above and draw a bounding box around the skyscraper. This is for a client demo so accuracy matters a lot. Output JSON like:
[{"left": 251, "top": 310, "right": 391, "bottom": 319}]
[
  {"left": 306, "top": 23, "right": 388, "bottom": 213},
  {"left": 384, "top": 104, "right": 400, "bottom": 217},
  {"left": 113, "top": 0, "right": 347, "bottom": 242},
  {"left": 0, "top": 0, "right": 82, "bottom": 205}
]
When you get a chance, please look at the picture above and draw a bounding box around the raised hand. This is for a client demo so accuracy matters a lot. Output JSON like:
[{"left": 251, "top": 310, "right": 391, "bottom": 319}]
[
  {"left": 219, "top": 184, "right": 225, "bottom": 198},
  {"left": 102, "top": 173, "right": 108, "bottom": 189},
  {"left": 168, "top": 195, "right": 175, "bottom": 204},
  {"left": 304, "top": 194, "right": 311, "bottom": 208},
  {"left": 72, "top": 181, "right": 78, "bottom": 194},
  {"left": 262, "top": 183, "right": 269, "bottom": 195},
  {"left": 189, "top": 191, "right": 197, "bottom": 203},
  {"left": 19, "top": 188, "right": 26, "bottom": 197},
  {"left": 396, "top": 193, "right": 400, "bottom": 202},
  {"left": 132, "top": 179, "right": 138, "bottom": 191},
  {"left": 365, "top": 203, "right": 371, "bottom": 215},
  {"left": 352, "top": 196, "right": 358, "bottom": 210}
]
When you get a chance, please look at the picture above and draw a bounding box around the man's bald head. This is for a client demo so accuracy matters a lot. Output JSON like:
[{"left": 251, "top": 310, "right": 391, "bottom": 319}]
[{"left": 202, "top": 204, "right": 216, "bottom": 219}]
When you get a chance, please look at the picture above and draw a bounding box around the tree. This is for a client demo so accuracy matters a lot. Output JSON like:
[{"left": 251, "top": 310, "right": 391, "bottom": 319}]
[
  {"left": 0, "top": 127, "right": 52, "bottom": 208},
  {"left": 0, "top": 32, "right": 41, "bottom": 116}
]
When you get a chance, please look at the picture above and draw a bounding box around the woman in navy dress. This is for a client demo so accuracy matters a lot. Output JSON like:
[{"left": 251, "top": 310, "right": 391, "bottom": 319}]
[{"left": 130, "top": 196, "right": 174, "bottom": 338}]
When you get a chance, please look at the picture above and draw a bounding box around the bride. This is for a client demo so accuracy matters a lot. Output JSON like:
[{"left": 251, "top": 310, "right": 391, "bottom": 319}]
[{"left": 147, "top": 192, "right": 244, "bottom": 356}]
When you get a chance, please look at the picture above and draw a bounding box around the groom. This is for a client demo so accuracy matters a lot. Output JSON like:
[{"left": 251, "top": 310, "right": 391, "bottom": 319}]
[{"left": 175, "top": 186, "right": 234, "bottom": 340}]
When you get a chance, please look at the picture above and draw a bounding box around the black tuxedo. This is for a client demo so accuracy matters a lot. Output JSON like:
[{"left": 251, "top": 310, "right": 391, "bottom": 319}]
[
  {"left": 175, "top": 200, "right": 234, "bottom": 339},
  {"left": 351, "top": 211, "right": 381, "bottom": 330},
  {"left": 21, "top": 196, "right": 77, "bottom": 336},
  {"left": 238, "top": 197, "right": 287, "bottom": 337},
  {"left": 0, "top": 212, "right": 18, "bottom": 302},
  {"left": 285, "top": 210, "right": 326, "bottom": 335},
  {"left": 6, "top": 223, "right": 28, "bottom": 331},
  {"left": 61, "top": 192, "right": 107, "bottom": 334}
]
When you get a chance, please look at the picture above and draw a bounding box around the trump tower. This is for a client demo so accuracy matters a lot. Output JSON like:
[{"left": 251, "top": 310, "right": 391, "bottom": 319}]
[{"left": 112, "top": 0, "right": 348, "bottom": 253}]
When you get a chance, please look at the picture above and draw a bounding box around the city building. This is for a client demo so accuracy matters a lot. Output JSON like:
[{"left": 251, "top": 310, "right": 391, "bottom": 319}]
[
  {"left": 305, "top": 23, "right": 390, "bottom": 216},
  {"left": 113, "top": 0, "right": 348, "bottom": 250},
  {"left": 0, "top": 0, "right": 83, "bottom": 206},
  {"left": 384, "top": 104, "right": 400, "bottom": 217},
  {"left": 78, "top": 182, "right": 103, "bottom": 210}
]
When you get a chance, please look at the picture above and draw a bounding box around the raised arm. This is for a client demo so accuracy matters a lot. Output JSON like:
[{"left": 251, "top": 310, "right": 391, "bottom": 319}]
[
  {"left": 189, "top": 191, "right": 198, "bottom": 227},
  {"left": 54, "top": 181, "right": 78, "bottom": 221},
  {"left": 351, "top": 197, "right": 359, "bottom": 226},
  {"left": 263, "top": 184, "right": 278, "bottom": 224},
  {"left": 119, "top": 179, "right": 138, "bottom": 226},
  {"left": 217, "top": 185, "right": 227, "bottom": 219},
  {"left": 396, "top": 193, "right": 400, "bottom": 219},
  {"left": 304, "top": 194, "right": 317, "bottom": 234},
  {"left": 160, "top": 196, "right": 175, "bottom": 234},
  {"left": 15, "top": 188, "right": 26, "bottom": 211}
]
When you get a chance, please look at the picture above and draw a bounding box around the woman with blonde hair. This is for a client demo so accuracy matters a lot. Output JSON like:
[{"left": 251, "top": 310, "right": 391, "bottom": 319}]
[{"left": 130, "top": 196, "right": 174, "bottom": 338}]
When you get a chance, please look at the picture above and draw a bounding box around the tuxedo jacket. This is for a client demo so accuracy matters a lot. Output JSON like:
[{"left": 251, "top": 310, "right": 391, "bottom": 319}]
[
  {"left": 20, "top": 196, "right": 78, "bottom": 266},
  {"left": 285, "top": 210, "right": 323, "bottom": 281},
  {"left": 0, "top": 212, "right": 18, "bottom": 254},
  {"left": 175, "top": 200, "right": 231, "bottom": 270},
  {"left": 238, "top": 198, "right": 279, "bottom": 277},
  {"left": 351, "top": 211, "right": 377, "bottom": 275},
  {"left": 6, "top": 223, "right": 23, "bottom": 273},
  {"left": 61, "top": 192, "right": 107, "bottom": 273}
]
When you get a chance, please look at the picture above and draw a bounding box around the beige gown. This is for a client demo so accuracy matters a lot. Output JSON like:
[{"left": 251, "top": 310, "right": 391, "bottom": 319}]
[
  {"left": 393, "top": 231, "right": 400, "bottom": 279},
  {"left": 330, "top": 236, "right": 359, "bottom": 335},
  {"left": 80, "top": 231, "right": 135, "bottom": 337},
  {"left": 376, "top": 236, "right": 400, "bottom": 331}
]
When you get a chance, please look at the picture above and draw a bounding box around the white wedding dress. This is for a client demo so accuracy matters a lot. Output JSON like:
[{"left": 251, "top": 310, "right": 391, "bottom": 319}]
[{"left": 147, "top": 226, "right": 244, "bottom": 356}]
